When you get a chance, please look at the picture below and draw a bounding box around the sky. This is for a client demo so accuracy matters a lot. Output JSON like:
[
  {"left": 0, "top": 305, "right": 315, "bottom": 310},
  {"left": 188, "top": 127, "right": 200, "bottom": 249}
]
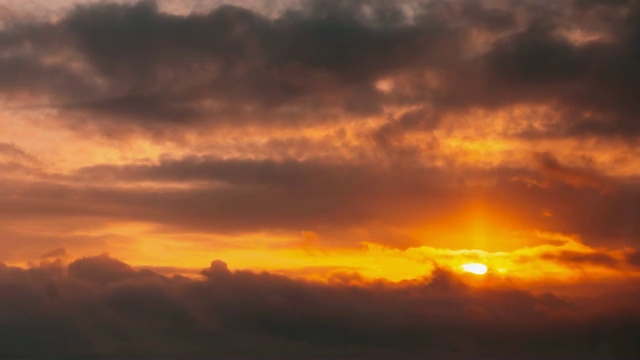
[{"left": 0, "top": 0, "right": 639, "bottom": 358}]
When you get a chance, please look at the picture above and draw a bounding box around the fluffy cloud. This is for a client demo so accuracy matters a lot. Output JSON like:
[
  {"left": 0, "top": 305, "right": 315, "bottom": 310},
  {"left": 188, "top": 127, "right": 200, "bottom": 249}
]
[{"left": 0, "top": 255, "right": 638, "bottom": 358}]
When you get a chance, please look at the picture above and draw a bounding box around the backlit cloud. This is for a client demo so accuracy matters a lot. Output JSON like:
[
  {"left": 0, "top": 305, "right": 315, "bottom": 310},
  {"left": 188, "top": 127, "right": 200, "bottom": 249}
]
[{"left": 0, "top": 256, "right": 638, "bottom": 358}]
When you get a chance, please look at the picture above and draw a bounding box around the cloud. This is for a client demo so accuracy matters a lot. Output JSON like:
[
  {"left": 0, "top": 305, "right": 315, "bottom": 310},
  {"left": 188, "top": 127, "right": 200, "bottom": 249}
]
[
  {"left": 67, "top": 253, "right": 138, "bottom": 283},
  {"left": 0, "top": 255, "right": 638, "bottom": 358},
  {"left": 71, "top": 156, "right": 640, "bottom": 248},
  {"left": 0, "top": 0, "right": 636, "bottom": 140},
  {"left": 535, "top": 152, "right": 613, "bottom": 191},
  {"left": 0, "top": 153, "right": 635, "bottom": 252},
  {"left": 626, "top": 250, "right": 640, "bottom": 268},
  {"left": 0, "top": 143, "right": 34, "bottom": 162},
  {"left": 541, "top": 250, "right": 619, "bottom": 268},
  {"left": 0, "top": 0, "right": 447, "bottom": 132},
  {"left": 40, "top": 248, "right": 68, "bottom": 259},
  {"left": 0, "top": 143, "right": 38, "bottom": 177},
  {"left": 28, "top": 158, "right": 465, "bottom": 237}
]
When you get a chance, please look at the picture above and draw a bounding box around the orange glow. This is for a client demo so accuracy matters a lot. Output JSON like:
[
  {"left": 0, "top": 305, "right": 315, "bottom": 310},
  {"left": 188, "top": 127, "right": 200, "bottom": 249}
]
[
  {"left": 0, "top": 53, "right": 639, "bottom": 292},
  {"left": 67, "top": 226, "right": 634, "bottom": 286}
]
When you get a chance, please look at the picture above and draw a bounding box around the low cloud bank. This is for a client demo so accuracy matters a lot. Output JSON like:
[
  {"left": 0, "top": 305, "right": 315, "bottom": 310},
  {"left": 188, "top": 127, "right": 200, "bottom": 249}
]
[{"left": 0, "top": 254, "right": 638, "bottom": 358}]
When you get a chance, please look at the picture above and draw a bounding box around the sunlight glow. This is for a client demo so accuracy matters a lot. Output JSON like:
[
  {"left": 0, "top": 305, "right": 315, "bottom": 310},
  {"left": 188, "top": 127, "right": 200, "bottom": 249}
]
[{"left": 462, "top": 263, "right": 488, "bottom": 275}]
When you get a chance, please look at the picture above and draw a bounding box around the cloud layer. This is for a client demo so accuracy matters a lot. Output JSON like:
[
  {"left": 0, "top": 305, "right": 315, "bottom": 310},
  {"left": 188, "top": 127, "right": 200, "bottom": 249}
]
[
  {"left": 0, "top": 0, "right": 638, "bottom": 138},
  {"left": 0, "top": 0, "right": 638, "bottom": 270},
  {"left": 0, "top": 255, "right": 639, "bottom": 358}
]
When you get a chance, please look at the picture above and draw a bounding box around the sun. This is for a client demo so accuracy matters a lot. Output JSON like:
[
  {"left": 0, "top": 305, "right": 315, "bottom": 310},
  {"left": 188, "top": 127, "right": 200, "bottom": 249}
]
[{"left": 462, "top": 263, "right": 488, "bottom": 275}]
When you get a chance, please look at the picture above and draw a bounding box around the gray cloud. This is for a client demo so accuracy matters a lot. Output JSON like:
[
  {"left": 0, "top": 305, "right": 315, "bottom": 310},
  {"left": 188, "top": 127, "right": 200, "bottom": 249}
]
[
  {"left": 541, "top": 250, "right": 619, "bottom": 268},
  {"left": 0, "top": 254, "right": 638, "bottom": 358},
  {"left": 0, "top": 155, "right": 635, "bottom": 249},
  {"left": 1, "top": 0, "right": 637, "bottom": 139}
]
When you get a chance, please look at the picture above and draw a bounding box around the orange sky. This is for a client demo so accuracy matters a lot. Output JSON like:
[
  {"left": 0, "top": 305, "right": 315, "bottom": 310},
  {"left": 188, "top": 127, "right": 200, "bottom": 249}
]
[{"left": 0, "top": 0, "right": 639, "bottom": 289}]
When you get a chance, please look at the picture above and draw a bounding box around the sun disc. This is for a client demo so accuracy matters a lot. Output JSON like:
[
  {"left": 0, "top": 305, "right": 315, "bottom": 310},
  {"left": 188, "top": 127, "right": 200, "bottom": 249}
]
[{"left": 462, "top": 263, "right": 488, "bottom": 275}]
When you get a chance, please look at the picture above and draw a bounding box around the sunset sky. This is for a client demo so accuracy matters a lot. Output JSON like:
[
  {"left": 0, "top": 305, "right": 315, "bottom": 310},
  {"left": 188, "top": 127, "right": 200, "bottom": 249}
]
[{"left": 0, "top": 0, "right": 639, "bottom": 358}]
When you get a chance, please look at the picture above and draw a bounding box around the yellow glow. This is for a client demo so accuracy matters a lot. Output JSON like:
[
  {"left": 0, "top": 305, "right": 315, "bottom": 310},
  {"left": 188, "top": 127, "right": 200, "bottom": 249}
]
[
  {"left": 9, "top": 223, "right": 638, "bottom": 287},
  {"left": 45, "top": 223, "right": 631, "bottom": 285},
  {"left": 461, "top": 263, "right": 488, "bottom": 275}
]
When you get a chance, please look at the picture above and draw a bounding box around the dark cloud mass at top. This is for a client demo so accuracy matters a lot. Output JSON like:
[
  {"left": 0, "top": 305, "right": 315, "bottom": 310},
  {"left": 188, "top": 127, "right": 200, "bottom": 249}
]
[{"left": 0, "top": 0, "right": 637, "bottom": 137}]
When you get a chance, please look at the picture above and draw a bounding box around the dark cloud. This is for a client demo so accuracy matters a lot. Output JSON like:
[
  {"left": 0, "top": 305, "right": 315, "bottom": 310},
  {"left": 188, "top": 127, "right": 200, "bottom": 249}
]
[
  {"left": 0, "top": 154, "right": 635, "bottom": 250},
  {"left": 575, "top": 0, "right": 637, "bottom": 9},
  {"left": 461, "top": 0, "right": 517, "bottom": 32},
  {"left": 563, "top": 187, "right": 640, "bottom": 246},
  {"left": 626, "top": 250, "right": 640, "bottom": 267},
  {"left": 67, "top": 253, "right": 138, "bottom": 283},
  {"left": 27, "top": 0, "right": 456, "bottom": 130},
  {"left": 541, "top": 250, "right": 619, "bottom": 268},
  {"left": 40, "top": 159, "right": 465, "bottom": 238},
  {"left": 0, "top": 255, "right": 638, "bottom": 358},
  {"left": 496, "top": 172, "right": 640, "bottom": 248},
  {"left": 486, "top": 2, "right": 640, "bottom": 138},
  {"left": 486, "top": 24, "right": 588, "bottom": 87},
  {"left": 535, "top": 152, "right": 613, "bottom": 191},
  {"left": 3, "top": 0, "right": 635, "bottom": 139}
]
